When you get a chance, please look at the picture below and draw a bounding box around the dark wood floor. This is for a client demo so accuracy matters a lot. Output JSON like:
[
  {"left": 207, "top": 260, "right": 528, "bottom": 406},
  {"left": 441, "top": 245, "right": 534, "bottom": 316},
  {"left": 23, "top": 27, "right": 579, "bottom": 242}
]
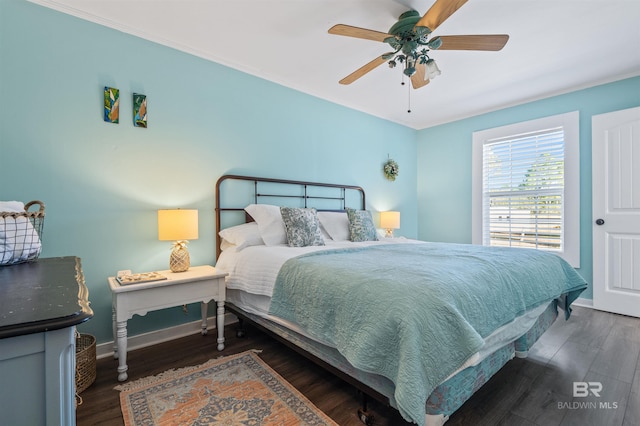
[{"left": 77, "top": 306, "right": 639, "bottom": 426}]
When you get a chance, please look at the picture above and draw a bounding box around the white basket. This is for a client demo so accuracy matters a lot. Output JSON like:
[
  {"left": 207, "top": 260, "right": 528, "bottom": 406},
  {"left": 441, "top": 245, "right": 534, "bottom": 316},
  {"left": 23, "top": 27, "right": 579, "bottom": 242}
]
[{"left": 0, "top": 200, "right": 45, "bottom": 265}]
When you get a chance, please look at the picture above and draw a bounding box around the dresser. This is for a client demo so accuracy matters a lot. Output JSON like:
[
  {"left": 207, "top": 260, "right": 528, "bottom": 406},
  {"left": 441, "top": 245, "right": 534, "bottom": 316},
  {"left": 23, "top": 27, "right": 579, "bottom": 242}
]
[{"left": 0, "top": 257, "right": 93, "bottom": 426}]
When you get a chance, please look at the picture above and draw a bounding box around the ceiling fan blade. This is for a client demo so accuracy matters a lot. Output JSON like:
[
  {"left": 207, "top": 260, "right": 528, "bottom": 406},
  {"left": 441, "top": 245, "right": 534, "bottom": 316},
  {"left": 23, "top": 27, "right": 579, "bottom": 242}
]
[
  {"left": 411, "top": 63, "right": 430, "bottom": 89},
  {"left": 328, "top": 24, "right": 390, "bottom": 43},
  {"left": 416, "top": 0, "right": 468, "bottom": 32},
  {"left": 437, "top": 34, "right": 509, "bottom": 51},
  {"left": 339, "top": 56, "right": 387, "bottom": 85}
]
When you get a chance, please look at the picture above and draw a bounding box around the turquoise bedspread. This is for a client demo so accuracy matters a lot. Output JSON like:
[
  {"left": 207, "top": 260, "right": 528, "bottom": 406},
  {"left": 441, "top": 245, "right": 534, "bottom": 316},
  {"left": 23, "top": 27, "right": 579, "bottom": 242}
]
[{"left": 268, "top": 242, "right": 587, "bottom": 425}]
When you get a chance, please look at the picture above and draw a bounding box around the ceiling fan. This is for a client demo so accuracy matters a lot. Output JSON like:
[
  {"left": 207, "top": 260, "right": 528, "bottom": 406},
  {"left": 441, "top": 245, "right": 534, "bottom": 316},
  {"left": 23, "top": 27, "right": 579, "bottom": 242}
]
[{"left": 328, "top": 0, "right": 509, "bottom": 90}]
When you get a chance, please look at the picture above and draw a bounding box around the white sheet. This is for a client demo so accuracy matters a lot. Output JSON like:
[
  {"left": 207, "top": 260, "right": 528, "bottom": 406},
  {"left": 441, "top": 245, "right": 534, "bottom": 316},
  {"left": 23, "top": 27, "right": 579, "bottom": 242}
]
[{"left": 216, "top": 237, "right": 418, "bottom": 296}]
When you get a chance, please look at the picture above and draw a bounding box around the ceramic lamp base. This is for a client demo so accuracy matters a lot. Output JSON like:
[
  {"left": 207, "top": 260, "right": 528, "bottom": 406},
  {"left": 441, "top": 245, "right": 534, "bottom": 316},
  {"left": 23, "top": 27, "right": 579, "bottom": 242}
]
[{"left": 169, "top": 244, "right": 190, "bottom": 272}]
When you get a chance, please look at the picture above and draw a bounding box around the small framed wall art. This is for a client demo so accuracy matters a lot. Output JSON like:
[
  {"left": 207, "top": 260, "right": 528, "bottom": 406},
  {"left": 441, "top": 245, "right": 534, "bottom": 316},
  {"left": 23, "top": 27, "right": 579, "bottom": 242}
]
[
  {"left": 133, "top": 93, "right": 147, "bottom": 128},
  {"left": 103, "top": 86, "right": 119, "bottom": 123}
]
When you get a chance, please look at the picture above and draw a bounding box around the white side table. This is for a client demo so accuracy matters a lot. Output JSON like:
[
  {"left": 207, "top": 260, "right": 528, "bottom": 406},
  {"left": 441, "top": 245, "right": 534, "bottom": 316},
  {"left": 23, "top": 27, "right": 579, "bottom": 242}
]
[{"left": 108, "top": 265, "right": 227, "bottom": 381}]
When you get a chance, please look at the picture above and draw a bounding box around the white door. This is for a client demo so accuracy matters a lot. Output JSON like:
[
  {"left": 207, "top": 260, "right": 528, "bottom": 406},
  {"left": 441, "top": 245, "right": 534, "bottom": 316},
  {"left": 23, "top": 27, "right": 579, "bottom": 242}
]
[{"left": 592, "top": 106, "right": 640, "bottom": 318}]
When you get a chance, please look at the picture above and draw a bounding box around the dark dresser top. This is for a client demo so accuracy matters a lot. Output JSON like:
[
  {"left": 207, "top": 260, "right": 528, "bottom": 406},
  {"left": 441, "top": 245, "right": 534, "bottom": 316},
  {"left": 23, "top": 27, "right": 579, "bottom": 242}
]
[{"left": 0, "top": 256, "right": 93, "bottom": 339}]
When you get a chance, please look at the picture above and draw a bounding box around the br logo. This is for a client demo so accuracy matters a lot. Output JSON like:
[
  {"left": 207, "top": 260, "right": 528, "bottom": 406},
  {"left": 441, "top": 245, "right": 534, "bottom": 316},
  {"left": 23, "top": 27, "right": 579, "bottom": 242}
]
[{"left": 573, "top": 382, "right": 602, "bottom": 397}]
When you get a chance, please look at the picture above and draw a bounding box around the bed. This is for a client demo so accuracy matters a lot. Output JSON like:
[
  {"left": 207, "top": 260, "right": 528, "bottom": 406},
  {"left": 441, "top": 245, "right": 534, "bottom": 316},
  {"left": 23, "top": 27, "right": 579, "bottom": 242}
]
[{"left": 214, "top": 174, "right": 587, "bottom": 426}]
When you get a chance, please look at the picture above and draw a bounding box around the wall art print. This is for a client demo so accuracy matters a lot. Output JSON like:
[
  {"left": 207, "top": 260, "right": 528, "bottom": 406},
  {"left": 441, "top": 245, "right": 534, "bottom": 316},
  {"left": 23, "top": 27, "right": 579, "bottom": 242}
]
[
  {"left": 103, "top": 87, "right": 119, "bottom": 123},
  {"left": 133, "top": 93, "right": 147, "bottom": 128}
]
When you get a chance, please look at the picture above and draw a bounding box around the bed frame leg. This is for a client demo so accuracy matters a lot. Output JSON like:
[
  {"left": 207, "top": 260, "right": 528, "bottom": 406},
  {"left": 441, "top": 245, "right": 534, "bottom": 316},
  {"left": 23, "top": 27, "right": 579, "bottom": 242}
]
[
  {"left": 236, "top": 318, "right": 246, "bottom": 338},
  {"left": 357, "top": 391, "right": 374, "bottom": 425}
]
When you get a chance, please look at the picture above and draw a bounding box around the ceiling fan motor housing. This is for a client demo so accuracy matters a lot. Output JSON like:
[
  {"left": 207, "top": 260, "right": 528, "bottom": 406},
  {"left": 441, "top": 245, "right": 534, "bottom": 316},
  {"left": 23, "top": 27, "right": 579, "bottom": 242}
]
[{"left": 388, "top": 10, "right": 426, "bottom": 38}]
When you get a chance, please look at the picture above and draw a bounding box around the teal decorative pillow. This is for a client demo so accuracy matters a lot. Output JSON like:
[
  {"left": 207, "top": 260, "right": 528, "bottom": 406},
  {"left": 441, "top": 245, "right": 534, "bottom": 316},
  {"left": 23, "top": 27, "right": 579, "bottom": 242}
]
[
  {"left": 346, "top": 208, "right": 378, "bottom": 242},
  {"left": 280, "top": 207, "right": 325, "bottom": 247}
]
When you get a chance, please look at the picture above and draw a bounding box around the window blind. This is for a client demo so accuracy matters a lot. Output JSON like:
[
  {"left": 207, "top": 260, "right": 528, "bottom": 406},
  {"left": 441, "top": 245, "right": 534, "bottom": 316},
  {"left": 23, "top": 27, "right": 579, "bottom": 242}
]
[{"left": 482, "top": 127, "right": 565, "bottom": 251}]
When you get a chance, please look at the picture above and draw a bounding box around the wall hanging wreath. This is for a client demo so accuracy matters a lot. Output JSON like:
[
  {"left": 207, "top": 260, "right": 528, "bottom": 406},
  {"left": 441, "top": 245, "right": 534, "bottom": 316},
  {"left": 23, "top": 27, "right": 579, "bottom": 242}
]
[{"left": 383, "top": 157, "right": 399, "bottom": 181}]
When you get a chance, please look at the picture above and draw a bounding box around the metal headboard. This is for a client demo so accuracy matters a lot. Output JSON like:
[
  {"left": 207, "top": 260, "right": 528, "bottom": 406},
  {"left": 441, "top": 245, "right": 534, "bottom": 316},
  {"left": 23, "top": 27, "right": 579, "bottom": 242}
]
[{"left": 215, "top": 174, "right": 365, "bottom": 259}]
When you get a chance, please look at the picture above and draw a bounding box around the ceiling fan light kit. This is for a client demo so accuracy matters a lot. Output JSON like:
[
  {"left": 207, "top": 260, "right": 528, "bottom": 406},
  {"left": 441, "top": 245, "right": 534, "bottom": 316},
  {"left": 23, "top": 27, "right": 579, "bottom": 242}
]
[
  {"left": 381, "top": 10, "right": 441, "bottom": 79},
  {"left": 329, "top": 0, "right": 509, "bottom": 94},
  {"left": 424, "top": 59, "right": 441, "bottom": 80}
]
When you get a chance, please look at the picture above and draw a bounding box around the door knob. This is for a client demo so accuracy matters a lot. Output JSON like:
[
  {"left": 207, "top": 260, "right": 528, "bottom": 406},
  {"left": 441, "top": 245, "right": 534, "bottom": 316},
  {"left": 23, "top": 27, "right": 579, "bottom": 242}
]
[{"left": 595, "top": 219, "right": 605, "bottom": 225}]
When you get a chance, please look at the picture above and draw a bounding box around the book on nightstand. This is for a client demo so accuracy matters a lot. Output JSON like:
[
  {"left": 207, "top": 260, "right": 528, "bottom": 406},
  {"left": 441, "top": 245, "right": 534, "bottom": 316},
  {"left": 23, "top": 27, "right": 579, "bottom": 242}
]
[{"left": 116, "top": 271, "right": 167, "bottom": 285}]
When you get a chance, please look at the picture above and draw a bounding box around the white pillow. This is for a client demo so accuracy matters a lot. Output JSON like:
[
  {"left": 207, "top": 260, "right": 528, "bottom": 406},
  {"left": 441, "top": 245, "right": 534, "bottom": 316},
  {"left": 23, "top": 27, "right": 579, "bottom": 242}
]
[
  {"left": 317, "top": 211, "right": 350, "bottom": 241},
  {"left": 244, "top": 204, "right": 287, "bottom": 246},
  {"left": 0, "top": 201, "right": 42, "bottom": 264},
  {"left": 218, "top": 222, "right": 263, "bottom": 251},
  {"left": 219, "top": 239, "right": 235, "bottom": 252},
  {"left": 320, "top": 225, "right": 332, "bottom": 241}
]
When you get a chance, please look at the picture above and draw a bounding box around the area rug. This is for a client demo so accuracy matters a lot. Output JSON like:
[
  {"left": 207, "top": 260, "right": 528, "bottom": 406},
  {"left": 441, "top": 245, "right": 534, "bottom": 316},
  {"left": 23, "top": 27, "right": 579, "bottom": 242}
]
[{"left": 115, "top": 350, "right": 337, "bottom": 425}]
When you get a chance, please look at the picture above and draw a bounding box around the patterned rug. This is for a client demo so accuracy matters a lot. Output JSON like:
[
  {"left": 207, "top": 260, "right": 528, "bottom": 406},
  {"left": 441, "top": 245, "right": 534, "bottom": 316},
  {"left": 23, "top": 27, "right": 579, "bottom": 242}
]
[{"left": 115, "top": 350, "right": 337, "bottom": 425}]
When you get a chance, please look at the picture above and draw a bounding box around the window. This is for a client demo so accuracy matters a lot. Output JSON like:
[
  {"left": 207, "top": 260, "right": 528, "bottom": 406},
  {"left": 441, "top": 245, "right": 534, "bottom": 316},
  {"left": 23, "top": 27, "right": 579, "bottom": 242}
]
[{"left": 472, "top": 111, "right": 580, "bottom": 267}]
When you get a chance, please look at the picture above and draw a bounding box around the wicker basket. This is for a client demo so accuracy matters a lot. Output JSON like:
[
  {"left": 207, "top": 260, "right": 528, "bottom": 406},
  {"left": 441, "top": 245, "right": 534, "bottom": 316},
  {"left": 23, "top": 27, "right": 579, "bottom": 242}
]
[
  {"left": 76, "top": 333, "right": 96, "bottom": 394},
  {"left": 0, "top": 200, "right": 45, "bottom": 265}
]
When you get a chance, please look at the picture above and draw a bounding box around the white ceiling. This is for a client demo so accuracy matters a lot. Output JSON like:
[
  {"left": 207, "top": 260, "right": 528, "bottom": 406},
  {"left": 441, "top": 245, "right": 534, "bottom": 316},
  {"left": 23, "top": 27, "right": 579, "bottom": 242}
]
[{"left": 31, "top": 0, "right": 640, "bottom": 129}]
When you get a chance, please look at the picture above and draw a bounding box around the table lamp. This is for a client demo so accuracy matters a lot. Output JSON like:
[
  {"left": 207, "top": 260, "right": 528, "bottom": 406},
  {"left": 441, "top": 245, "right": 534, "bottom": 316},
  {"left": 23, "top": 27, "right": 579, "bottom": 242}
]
[
  {"left": 158, "top": 209, "right": 198, "bottom": 272},
  {"left": 380, "top": 211, "right": 400, "bottom": 238}
]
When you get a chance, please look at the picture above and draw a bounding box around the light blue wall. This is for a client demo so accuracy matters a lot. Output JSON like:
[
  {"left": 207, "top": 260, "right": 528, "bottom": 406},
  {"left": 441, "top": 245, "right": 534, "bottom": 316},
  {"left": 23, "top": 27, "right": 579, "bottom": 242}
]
[
  {"left": 3, "top": 0, "right": 637, "bottom": 346},
  {"left": 417, "top": 76, "right": 640, "bottom": 299},
  {"left": 0, "top": 0, "right": 418, "bottom": 343}
]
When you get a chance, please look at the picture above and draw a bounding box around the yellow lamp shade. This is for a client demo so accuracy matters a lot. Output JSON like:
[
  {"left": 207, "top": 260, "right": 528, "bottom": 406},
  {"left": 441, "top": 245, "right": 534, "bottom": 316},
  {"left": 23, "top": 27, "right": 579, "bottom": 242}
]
[
  {"left": 158, "top": 209, "right": 199, "bottom": 241},
  {"left": 380, "top": 211, "right": 400, "bottom": 230},
  {"left": 380, "top": 211, "right": 400, "bottom": 238}
]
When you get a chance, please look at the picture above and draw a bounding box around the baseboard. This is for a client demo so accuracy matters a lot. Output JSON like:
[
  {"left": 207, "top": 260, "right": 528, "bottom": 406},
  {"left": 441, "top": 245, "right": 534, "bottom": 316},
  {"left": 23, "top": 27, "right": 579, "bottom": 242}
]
[
  {"left": 571, "top": 297, "right": 594, "bottom": 309},
  {"left": 96, "top": 312, "right": 238, "bottom": 360}
]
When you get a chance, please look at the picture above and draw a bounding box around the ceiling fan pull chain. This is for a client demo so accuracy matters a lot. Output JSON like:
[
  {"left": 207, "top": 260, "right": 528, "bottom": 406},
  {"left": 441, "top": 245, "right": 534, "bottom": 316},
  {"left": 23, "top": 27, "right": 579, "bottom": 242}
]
[{"left": 407, "top": 85, "right": 412, "bottom": 113}]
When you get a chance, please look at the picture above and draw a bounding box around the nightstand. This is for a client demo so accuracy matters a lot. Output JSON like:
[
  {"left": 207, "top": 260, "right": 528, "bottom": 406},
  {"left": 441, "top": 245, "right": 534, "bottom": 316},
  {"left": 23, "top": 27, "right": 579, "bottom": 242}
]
[{"left": 108, "top": 265, "right": 227, "bottom": 381}]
